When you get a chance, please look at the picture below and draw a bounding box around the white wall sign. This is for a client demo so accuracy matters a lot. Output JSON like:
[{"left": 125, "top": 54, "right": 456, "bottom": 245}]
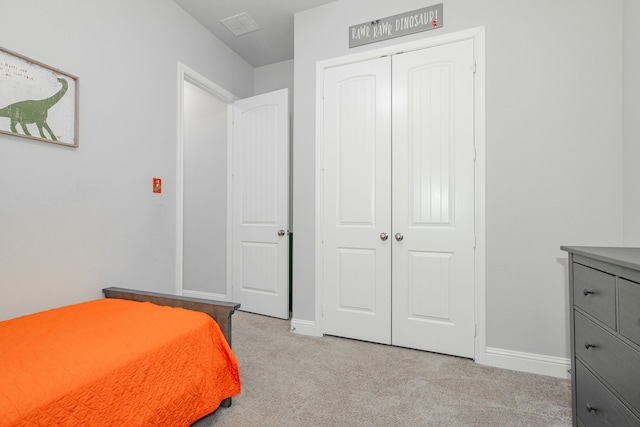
[{"left": 349, "top": 4, "right": 443, "bottom": 48}]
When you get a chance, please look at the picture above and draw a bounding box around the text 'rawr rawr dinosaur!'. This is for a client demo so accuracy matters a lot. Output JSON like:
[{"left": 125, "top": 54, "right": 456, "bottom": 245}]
[
  {"left": 0, "top": 47, "right": 78, "bottom": 147},
  {"left": 349, "top": 4, "right": 443, "bottom": 48}
]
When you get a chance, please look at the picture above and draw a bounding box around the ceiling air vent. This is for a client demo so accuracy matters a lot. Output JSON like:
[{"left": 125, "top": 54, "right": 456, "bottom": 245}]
[{"left": 221, "top": 12, "right": 260, "bottom": 36}]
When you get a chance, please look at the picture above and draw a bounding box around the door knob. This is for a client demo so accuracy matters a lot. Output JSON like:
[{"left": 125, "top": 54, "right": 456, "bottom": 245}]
[
  {"left": 278, "top": 229, "right": 289, "bottom": 237},
  {"left": 395, "top": 233, "right": 404, "bottom": 241},
  {"left": 380, "top": 232, "right": 389, "bottom": 241}
]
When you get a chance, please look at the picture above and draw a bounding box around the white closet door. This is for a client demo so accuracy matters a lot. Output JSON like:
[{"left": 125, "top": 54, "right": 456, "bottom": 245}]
[
  {"left": 391, "top": 39, "right": 476, "bottom": 358},
  {"left": 322, "top": 57, "right": 392, "bottom": 344},
  {"left": 232, "top": 89, "right": 290, "bottom": 319}
]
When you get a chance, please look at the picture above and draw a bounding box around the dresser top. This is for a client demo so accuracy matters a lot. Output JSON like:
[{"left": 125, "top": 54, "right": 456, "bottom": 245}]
[{"left": 561, "top": 246, "right": 640, "bottom": 271}]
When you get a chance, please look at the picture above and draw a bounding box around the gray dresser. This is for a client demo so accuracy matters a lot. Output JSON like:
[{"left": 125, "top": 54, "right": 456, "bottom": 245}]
[{"left": 562, "top": 247, "right": 640, "bottom": 426}]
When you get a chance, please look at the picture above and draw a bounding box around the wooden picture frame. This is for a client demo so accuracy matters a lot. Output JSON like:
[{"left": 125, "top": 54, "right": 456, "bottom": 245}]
[{"left": 0, "top": 46, "right": 79, "bottom": 147}]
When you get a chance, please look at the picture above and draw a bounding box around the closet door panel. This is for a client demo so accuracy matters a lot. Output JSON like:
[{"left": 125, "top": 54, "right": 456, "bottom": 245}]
[
  {"left": 322, "top": 57, "right": 392, "bottom": 344},
  {"left": 391, "top": 39, "right": 476, "bottom": 358}
]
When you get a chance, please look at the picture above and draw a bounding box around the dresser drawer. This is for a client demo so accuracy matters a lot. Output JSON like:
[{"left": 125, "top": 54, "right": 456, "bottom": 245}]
[
  {"left": 619, "top": 278, "right": 640, "bottom": 347},
  {"left": 573, "top": 263, "right": 616, "bottom": 329},
  {"left": 575, "top": 311, "right": 640, "bottom": 414},
  {"left": 576, "top": 361, "right": 640, "bottom": 427}
]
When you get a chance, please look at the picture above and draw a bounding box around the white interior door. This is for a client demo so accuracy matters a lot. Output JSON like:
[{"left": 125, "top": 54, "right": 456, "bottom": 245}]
[
  {"left": 322, "top": 57, "right": 392, "bottom": 344},
  {"left": 391, "top": 40, "right": 476, "bottom": 358},
  {"left": 232, "top": 89, "right": 290, "bottom": 319},
  {"left": 322, "top": 39, "right": 476, "bottom": 357}
]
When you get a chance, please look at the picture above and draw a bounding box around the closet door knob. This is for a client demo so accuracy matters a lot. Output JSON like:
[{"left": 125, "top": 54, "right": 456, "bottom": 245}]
[
  {"left": 380, "top": 232, "right": 389, "bottom": 241},
  {"left": 395, "top": 233, "right": 404, "bottom": 242},
  {"left": 583, "top": 289, "right": 594, "bottom": 296}
]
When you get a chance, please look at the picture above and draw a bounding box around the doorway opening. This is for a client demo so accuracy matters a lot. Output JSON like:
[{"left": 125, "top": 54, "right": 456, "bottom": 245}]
[
  {"left": 176, "top": 63, "right": 237, "bottom": 301},
  {"left": 176, "top": 64, "right": 291, "bottom": 319}
]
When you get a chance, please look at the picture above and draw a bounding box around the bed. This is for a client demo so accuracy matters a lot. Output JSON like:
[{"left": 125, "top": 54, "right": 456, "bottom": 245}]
[{"left": 0, "top": 287, "right": 241, "bottom": 426}]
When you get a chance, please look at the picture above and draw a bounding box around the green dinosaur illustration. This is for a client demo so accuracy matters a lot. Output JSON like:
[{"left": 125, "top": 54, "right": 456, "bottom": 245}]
[{"left": 0, "top": 77, "right": 68, "bottom": 141}]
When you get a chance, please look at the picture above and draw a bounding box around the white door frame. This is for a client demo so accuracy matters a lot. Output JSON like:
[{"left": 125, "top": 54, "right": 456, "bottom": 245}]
[
  {"left": 176, "top": 62, "right": 238, "bottom": 300},
  {"left": 314, "top": 27, "right": 487, "bottom": 363}
]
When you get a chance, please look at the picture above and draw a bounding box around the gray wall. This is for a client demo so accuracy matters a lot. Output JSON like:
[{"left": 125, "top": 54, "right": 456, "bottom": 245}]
[
  {"left": 623, "top": 0, "right": 640, "bottom": 244},
  {"left": 0, "top": 0, "right": 254, "bottom": 320},
  {"left": 1, "top": 0, "right": 634, "bottom": 368},
  {"left": 292, "top": 0, "right": 625, "bottom": 361},
  {"left": 255, "top": 60, "right": 294, "bottom": 105}
]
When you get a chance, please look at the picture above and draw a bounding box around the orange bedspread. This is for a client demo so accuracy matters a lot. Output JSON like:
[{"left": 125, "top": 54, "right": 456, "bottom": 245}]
[{"left": 0, "top": 298, "right": 240, "bottom": 426}]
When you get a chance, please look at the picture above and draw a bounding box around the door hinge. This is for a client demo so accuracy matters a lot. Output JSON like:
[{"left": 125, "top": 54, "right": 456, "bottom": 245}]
[
  {"left": 472, "top": 61, "right": 477, "bottom": 74},
  {"left": 474, "top": 324, "right": 478, "bottom": 337}
]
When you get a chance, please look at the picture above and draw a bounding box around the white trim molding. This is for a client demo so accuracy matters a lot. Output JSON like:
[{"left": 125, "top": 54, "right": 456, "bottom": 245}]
[
  {"left": 290, "top": 318, "right": 322, "bottom": 337},
  {"left": 483, "top": 347, "right": 571, "bottom": 379}
]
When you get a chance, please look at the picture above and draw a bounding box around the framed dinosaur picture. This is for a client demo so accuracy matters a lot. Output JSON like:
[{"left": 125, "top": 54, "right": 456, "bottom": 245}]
[{"left": 0, "top": 46, "right": 78, "bottom": 147}]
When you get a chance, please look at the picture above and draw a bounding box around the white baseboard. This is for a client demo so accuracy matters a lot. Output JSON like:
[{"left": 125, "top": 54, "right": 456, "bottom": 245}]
[
  {"left": 481, "top": 347, "right": 571, "bottom": 379},
  {"left": 287, "top": 321, "right": 569, "bottom": 379},
  {"left": 181, "top": 289, "right": 229, "bottom": 301},
  {"left": 290, "top": 318, "right": 322, "bottom": 337}
]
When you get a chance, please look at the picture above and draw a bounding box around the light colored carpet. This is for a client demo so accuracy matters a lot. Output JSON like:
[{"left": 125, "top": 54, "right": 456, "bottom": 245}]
[{"left": 193, "top": 311, "right": 572, "bottom": 426}]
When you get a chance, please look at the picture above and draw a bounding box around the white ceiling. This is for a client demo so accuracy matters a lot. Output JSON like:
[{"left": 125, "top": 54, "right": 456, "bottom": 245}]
[{"left": 173, "top": 0, "right": 338, "bottom": 68}]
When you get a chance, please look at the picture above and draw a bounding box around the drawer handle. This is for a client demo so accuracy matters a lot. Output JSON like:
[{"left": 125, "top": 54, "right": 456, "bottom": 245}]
[
  {"left": 584, "top": 342, "right": 597, "bottom": 350},
  {"left": 583, "top": 289, "right": 594, "bottom": 296},
  {"left": 586, "top": 403, "right": 598, "bottom": 413}
]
